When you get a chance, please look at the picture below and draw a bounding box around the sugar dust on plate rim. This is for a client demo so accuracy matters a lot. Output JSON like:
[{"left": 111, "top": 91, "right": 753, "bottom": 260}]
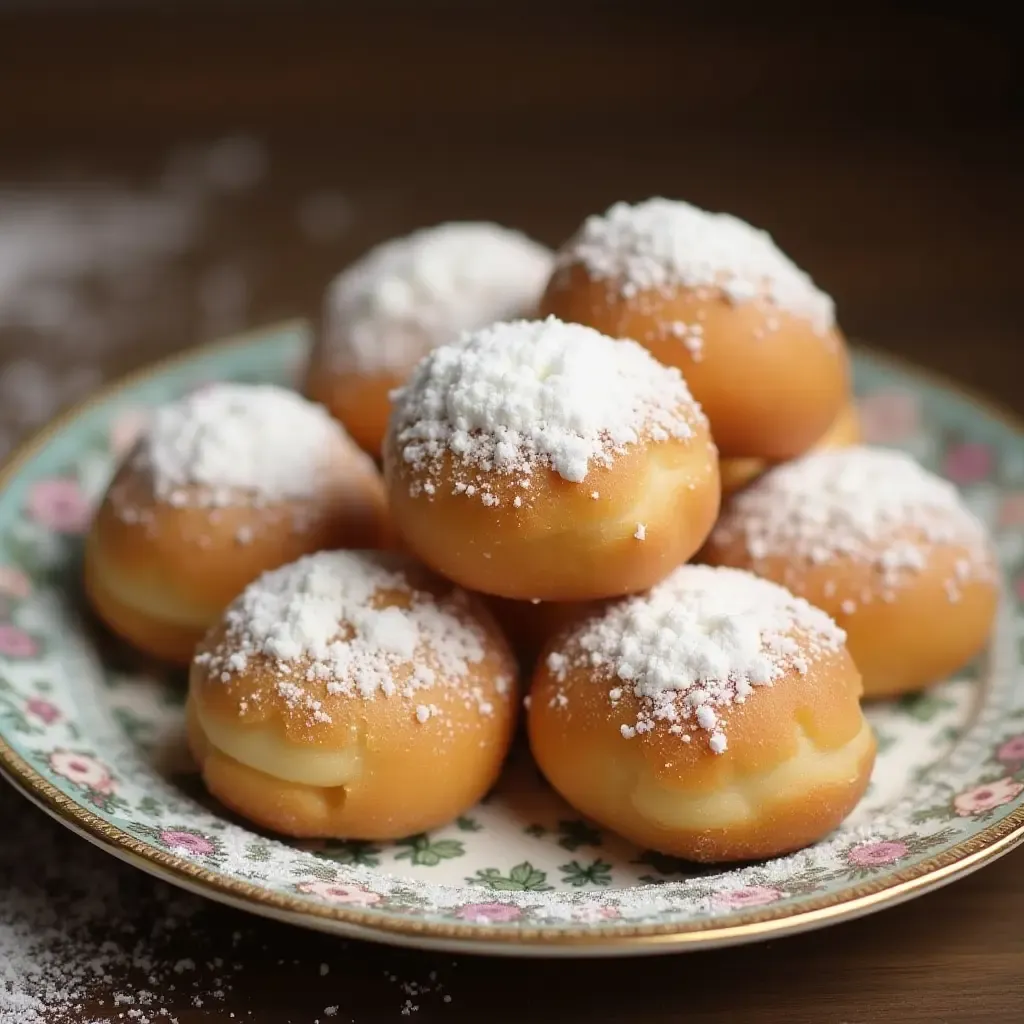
[{"left": 0, "top": 320, "right": 1023, "bottom": 956}]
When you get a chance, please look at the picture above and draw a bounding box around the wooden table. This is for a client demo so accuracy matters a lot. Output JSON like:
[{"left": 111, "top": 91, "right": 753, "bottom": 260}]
[{"left": 1, "top": 7, "right": 1022, "bottom": 1022}]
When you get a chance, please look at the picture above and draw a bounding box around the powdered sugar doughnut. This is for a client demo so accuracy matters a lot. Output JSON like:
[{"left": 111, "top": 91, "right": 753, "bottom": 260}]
[
  {"left": 529, "top": 565, "right": 874, "bottom": 863},
  {"left": 306, "top": 222, "right": 553, "bottom": 455},
  {"left": 85, "top": 384, "right": 390, "bottom": 665},
  {"left": 540, "top": 198, "right": 849, "bottom": 460},
  {"left": 702, "top": 446, "right": 998, "bottom": 697},
  {"left": 187, "top": 550, "right": 517, "bottom": 839},
  {"left": 720, "top": 398, "right": 861, "bottom": 498},
  {"left": 383, "top": 316, "right": 720, "bottom": 601}
]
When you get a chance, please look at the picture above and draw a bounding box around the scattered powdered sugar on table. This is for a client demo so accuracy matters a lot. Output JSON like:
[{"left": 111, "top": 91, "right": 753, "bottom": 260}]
[
  {"left": 0, "top": 788, "right": 464, "bottom": 1023},
  {"left": 545, "top": 564, "right": 845, "bottom": 753},
  {"left": 0, "top": 786, "right": 246, "bottom": 1023},
  {"left": 196, "top": 551, "right": 499, "bottom": 723},
  {"left": 0, "top": 769, "right": 876, "bottom": 1021},
  {"left": 130, "top": 383, "right": 354, "bottom": 509},
  {"left": 0, "top": 136, "right": 277, "bottom": 460},
  {"left": 0, "top": 188, "right": 200, "bottom": 333},
  {"left": 390, "top": 316, "right": 703, "bottom": 502},
  {"left": 558, "top": 197, "right": 835, "bottom": 333},
  {"left": 0, "top": 186, "right": 199, "bottom": 458},
  {"left": 711, "top": 445, "right": 996, "bottom": 604},
  {"left": 322, "top": 222, "right": 554, "bottom": 377}
]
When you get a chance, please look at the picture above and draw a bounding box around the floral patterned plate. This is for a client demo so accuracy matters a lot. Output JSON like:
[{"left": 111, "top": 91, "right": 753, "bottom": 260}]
[{"left": 2, "top": 320, "right": 1024, "bottom": 957}]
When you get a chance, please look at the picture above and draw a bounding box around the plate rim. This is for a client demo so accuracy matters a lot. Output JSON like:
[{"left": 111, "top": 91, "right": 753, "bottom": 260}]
[{"left": 1, "top": 320, "right": 1023, "bottom": 955}]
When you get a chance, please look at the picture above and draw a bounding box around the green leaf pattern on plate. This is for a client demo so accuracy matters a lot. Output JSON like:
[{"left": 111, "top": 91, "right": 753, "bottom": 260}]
[{"left": 1, "top": 323, "right": 1023, "bottom": 934}]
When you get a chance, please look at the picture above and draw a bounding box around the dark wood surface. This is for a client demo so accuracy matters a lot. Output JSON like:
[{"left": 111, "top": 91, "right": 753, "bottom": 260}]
[{"left": 1, "top": 6, "right": 1023, "bottom": 1022}]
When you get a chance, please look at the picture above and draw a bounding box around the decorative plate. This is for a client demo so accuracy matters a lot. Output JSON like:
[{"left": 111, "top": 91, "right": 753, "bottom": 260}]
[{"left": 1, "top": 321, "right": 1023, "bottom": 957}]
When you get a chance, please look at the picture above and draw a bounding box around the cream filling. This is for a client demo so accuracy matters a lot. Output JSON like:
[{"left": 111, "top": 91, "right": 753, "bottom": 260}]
[
  {"left": 631, "top": 719, "right": 874, "bottom": 832},
  {"left": 196, "top": 704, "right": 364, "bottom": 787},
  {"left": 91, "top": 547, "right": 216, "bottom": 630}
]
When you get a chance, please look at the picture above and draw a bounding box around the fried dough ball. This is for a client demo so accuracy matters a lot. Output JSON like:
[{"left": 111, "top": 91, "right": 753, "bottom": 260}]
[
  {"left": 383, "top": 316, "right": 720, "bottom": 601},
  {"left": 306, "top": 222, "right": 553, "bottom": 455},
  {"left": 540, "top": 198, "right": 849, "bottom": 460},
  {"left": 529, "top": 565, "right": 875, "bottom": 862},
  {"left": 85, "top": 384, "right": 389, "bottom": 664},
  {"left": 702, "top": 446, "right": 998, "bottom": 697},
  {"left": 188, "top": 550, "right": 518, "bottom": 839}
]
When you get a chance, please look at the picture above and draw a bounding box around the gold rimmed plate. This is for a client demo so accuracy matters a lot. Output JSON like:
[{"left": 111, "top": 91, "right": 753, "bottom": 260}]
[{"left": 1, "top": 321, "right": 1023, "bottom": 956}]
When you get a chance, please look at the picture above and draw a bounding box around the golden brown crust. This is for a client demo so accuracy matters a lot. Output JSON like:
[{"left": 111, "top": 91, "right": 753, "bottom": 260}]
[
  {"left": 84, "top": 447, "right": 391, "bottom": 664},
  {"left": 720, "top": 399, "right": 862, "bottom": 497},
  {"left": 304, "top": 359, "right": 400, "bottom": 458},
  {"left": 599, "top": 749, "right": 874, "bottom": 863},
  {"left": 384, "top": 425, "right": 721, "bottom": 602},
  {"left": 702, "top": 525, "right": 999, "bottom": 698},
  {"left": 539, "top": 263, "right": 850, "bottom": 460},
  {"left": 186, "top": 695, "right": 513, "bottom": 839},
  {"left": 84, "top": 536, "right": 206, "bottom": 663},
  {"left": 535, "top": 629, "right": 865, "bottom": 783},
  {"left": 529, "top": 626, "right": 874, "bottom": 862},
  {"left": 190, "top": 566, "right": 515, "bottom": 744},
  {"left": 187, "top": 558, "right": 519, "bottom": 839}
]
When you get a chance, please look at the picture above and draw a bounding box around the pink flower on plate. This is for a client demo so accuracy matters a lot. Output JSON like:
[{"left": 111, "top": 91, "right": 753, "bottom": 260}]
[
  {"left": 943, "top": 443, "right": 994, "bottom": 485},
  {"left": 572, "top": 905, "right": 621, "bottom": 923},
  {"left": 160, "top": 830, "right": 216, "bottom": 857},
  {"left": 954, "top": 778, "right": 1024, "bottom": 817},
  {"left": 25, "top": 696, "right": 61, "bottom": 725},
  {"left": 857, "top": 389, "right": 920, "bottom": 444},
  {"left": 26, "top": 478, "right": 92, "bottom": 533},
  {"left": 995, "top": 734, "right": 1024, "bottom": 768},
  {"left": 456, "top": 902, "right": 523, "bottom": 923},
  {"left": 0, "top": 566, "right": 31, "bottom": 599},
  {"left": 0, "top": 624, "right": 39, "bottom": 659},
  {"left": 48, "top": 750, "right": 115, "bottom": 794},
  {"left": 108, "top": 407, "right": 151, "bottom": 459},
  {"left": 847, "top": 840, "right": 909, "bottom": 867},
  {"left": 712, "top": 885, "right": 785, "bottom": 909},
  {"left": 295, "top": 881, "right": 382, "bottom": 906},
  {"left": 997, "top": 492, "right": 1024, "bottom": 527}
]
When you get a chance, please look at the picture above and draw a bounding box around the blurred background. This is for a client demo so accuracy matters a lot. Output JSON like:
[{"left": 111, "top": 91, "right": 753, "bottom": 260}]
[
  {"left": 0, "top": 6, "right": 1022, "bottom": 1022},
  {"left": 0, "top": 2, "right": 1021, "bottom": 459}
]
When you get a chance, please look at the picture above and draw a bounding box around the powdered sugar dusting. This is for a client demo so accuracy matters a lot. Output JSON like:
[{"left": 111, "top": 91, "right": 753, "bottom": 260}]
[
  {"left": 0, "top": 788, "right": 260, "bottom": 1023},
  {"left": 545, "top": 565, "right": 845, "bottom": 753},
  {"left": 132, "top": 383, "right": 357, "bottom": 509},
  {"left": 389, "top": 316, "right": 703, "bottom": 504},
  {"left": 0, "top": 790, "right": 469, "bottom": 1023},
  {"left": 559, "top": 197, "right": 835, "bottom": 333},
  {"left": 195, "top": 551, "right": 495, "bottom": 720},
  {"left": 711, "top": 446, "right": 995, "bottom": 602},
  {"left": 324, "top": 222, "right": 554, "bottom": 377}
]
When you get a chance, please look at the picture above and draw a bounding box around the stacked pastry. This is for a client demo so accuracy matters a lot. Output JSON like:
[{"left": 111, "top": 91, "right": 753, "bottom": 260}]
[{"left": 85, "top": 202, "right": 998, "bottom": 860}]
